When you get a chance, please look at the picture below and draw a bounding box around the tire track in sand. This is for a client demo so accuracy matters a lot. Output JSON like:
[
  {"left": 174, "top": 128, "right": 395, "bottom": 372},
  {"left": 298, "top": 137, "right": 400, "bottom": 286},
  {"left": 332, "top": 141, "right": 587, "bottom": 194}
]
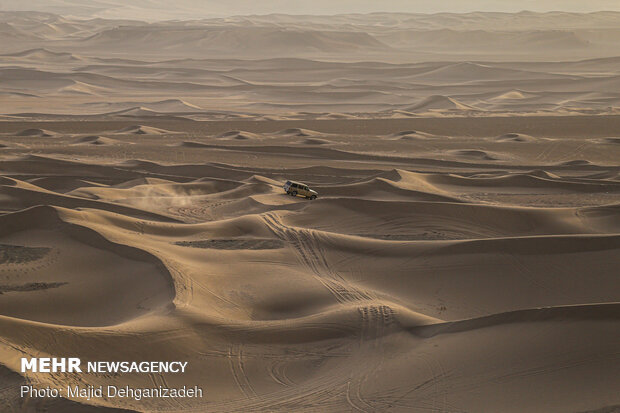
[
  {"left": 263, "top": 212, "right": 373, "bottom": 304},
  {"left": 228, "top": 344, "right": 257, "bottom": 400},
  {"left": 264, "top": 212, "right": 402, "bottom": 412}
]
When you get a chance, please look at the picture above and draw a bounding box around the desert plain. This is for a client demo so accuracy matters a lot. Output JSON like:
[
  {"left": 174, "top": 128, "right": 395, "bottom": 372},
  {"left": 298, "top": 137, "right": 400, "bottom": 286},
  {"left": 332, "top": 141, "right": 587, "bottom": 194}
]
[{"left": 0, "top": 9, "right": 619, "bottom": 413}]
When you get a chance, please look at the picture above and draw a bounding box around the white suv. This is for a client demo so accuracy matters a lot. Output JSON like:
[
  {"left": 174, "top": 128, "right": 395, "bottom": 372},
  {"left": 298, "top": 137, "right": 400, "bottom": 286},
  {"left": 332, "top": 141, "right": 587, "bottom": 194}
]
[{"left": 283, "top": 180, "right": 318, "bottom": 200}]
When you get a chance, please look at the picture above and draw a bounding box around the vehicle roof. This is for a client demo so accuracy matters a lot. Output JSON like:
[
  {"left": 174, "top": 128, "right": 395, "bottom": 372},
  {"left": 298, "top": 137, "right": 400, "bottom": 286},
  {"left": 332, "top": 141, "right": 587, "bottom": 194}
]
[{"left": 287, "top": 180, "right": 307, "bottom": 186}]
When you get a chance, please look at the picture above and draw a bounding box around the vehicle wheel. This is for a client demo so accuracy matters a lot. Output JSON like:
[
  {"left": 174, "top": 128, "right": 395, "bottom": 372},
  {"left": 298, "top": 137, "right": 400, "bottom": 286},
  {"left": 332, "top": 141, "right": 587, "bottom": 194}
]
[
  {"left": 310, "top": 195, "right": 317, "bottom": 200},
  {"left": 291, "top": 191, "right": 297, "bottom": 197}
]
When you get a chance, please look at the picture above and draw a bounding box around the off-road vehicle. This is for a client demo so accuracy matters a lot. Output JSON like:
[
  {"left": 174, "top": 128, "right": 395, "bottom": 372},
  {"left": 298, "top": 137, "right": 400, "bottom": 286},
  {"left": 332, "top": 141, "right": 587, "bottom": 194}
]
[{"left": 283, "top": 180, "right": 318, "bottom": 200}]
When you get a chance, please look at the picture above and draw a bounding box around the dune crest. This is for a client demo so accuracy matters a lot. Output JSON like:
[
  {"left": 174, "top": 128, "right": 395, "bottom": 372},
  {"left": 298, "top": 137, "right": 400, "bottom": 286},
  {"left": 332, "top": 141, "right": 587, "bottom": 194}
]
[
  {"left": 115, "top": 125, "right": 176, "bottom": 135},
  {"left": 495, "top": 132, "right": 536, "bottom": 142},
  {"left": 15, "top": 128, "right": 56, "bottom": 137},
  {"left": 72, "top": 135, "right": 120, "bottom": 145},
  {"left": 276, "top": 128, "right": 323, "bottom": 137},
  {"left": 217, "top": 130, "right": 262, "bottom": 140},
  {"left": 405, "top": 95, "right": 480, "bottom": 112}
]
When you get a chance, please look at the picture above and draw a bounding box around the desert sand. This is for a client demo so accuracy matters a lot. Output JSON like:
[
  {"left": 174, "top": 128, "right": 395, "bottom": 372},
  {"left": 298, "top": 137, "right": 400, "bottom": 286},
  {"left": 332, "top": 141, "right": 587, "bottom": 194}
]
[
  {"left": 0, "top": 9, "right": 619, "bottom": 413},
  {"left": 2, "top": 11, "right": 620, "bottom": 118}
]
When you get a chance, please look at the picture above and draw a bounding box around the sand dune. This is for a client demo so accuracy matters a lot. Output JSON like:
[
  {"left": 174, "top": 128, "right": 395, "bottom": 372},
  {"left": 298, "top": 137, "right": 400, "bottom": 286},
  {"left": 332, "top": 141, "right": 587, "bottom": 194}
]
[
  {"left": 448, "top": 149, "right": 499, "bottom": 160},
  {"left": 81, "top": 25, "right": 389, "bottom": 57},
  {"left": 495, "top": 132, "right": 537, "bottom": 142},
  {"left": 379, "top": 28, "right": 593, "bottom": 53},
  {"left": 302, "top": 137, "right": 331, "bottom": 145},
  {"left": 140, "top": 99, "right": 203, "bottom": 112},
  {"left": 72, "top": 135, "right": 120, "bottom": 145},
  {"left": 2, "top": 12, "right": 620, "bottom": 117},
  {"left": 0, "top": 205, "right": 175, "bottom": 326},
  {"left": 0, "top": 8, "right": 619, "bottom": 413},
  {"left": 276, "top": 128, "right": 324, "bottom": 137},
  {"left": 216, "top": 130, "right": 263, "bottom": 140},
  {"left": 0, "top": 119, "right": 619, "bottom": 411},
  {"left": 115, "top": 125, "right": 176, "bottom": 135},
  {"left": 404, "top": 95, "right": 480, "bottom": 112},
  {"left": 1, "top": 47, "right": 80, "bottom": 63},
  {"left": 15, "top": 128, "right": 56, "bottom": 137}
]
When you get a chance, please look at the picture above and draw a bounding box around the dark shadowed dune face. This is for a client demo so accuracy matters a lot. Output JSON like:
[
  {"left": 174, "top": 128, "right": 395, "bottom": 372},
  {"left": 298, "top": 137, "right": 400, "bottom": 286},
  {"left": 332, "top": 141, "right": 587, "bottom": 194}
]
[
  {"left": 176, "top": 239, "right": 286, "bottom": 250},
  {"left": 0, "top": 244, "right": 50, "bottom": 264},
  {"left": 15, "top": 128, "right": 55, "bottom": 137}
]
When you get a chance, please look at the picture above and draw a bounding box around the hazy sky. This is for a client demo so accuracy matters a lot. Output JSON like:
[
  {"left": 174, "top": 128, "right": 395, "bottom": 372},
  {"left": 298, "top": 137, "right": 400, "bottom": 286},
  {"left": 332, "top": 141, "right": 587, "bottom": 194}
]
[{"left": 3, "top": 0, "right": 620, "bottom": 19}]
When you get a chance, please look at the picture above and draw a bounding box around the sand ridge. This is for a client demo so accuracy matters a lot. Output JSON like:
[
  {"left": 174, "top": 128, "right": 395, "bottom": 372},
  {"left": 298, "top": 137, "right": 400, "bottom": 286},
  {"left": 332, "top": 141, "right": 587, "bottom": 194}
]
[
  {"left": 0, "top": 118, "right": 618, "bottom": 412},
  {"left": 2, "top": 12, "right": 620, "bottom": 119}
]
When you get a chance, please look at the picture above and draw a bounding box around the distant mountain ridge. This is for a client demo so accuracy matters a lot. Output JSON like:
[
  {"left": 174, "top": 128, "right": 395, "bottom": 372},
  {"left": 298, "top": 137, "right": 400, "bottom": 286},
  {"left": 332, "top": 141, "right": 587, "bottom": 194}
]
[{"left": 2, "top": 1, "right": 620, "bottom": 22}]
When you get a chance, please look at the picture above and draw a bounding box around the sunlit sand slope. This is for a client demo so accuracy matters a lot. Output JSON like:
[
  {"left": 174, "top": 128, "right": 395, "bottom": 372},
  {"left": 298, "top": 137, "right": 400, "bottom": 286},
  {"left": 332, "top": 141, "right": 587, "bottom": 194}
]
[{"left": 0, "top": 119, "right": 618, "bottom": 412}]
